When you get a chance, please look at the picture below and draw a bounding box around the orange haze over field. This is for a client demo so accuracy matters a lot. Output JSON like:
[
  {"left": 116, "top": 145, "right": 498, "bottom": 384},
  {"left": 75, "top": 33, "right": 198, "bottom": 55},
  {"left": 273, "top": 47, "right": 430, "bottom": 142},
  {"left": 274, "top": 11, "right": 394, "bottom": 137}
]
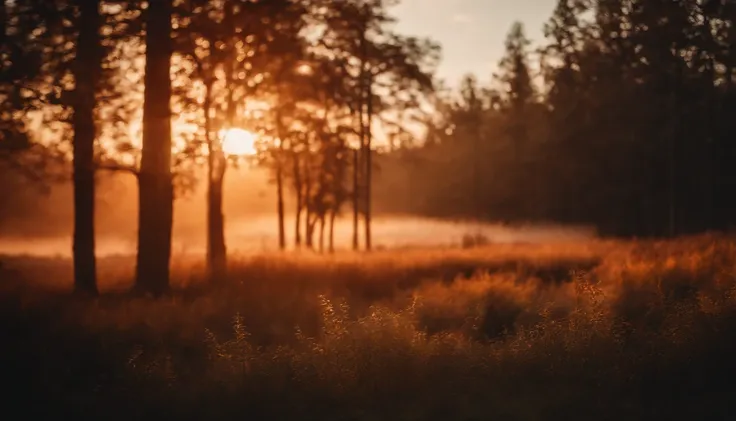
[{"left": 0, "top": 160, "right": 596, "bottom": 257}]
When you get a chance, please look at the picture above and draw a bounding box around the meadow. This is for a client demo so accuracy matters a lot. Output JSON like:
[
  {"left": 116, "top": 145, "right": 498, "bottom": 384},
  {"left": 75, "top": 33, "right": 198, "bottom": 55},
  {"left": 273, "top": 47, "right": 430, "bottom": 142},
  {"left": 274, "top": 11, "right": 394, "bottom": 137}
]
[{"left": 2, "top": 234, "right": 736, "bottom": 420}]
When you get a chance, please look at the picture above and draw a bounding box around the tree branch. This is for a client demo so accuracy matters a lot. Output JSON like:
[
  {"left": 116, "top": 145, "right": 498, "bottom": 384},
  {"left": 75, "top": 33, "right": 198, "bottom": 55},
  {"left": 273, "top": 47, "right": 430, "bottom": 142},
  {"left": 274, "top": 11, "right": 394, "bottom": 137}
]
[{"left": 95, "top": 161, "right": 139, "bottom": 176}]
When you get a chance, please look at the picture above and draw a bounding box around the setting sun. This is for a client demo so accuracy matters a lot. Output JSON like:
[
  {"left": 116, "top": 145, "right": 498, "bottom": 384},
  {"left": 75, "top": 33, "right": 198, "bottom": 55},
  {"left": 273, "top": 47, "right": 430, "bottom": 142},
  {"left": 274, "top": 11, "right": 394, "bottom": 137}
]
[{"left": 220, "top": 128, "right": 258, "bottom": 156}]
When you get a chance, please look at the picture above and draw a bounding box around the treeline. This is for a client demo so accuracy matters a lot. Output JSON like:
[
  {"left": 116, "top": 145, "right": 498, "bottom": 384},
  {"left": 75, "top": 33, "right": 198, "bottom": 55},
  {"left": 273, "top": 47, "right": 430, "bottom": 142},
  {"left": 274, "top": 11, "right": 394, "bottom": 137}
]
[
  {"left": 0, "top": 0, "right": 437, "bottom": 295},
  {"left": 376, "top": 0, "right": 736, "bottom": 237}
]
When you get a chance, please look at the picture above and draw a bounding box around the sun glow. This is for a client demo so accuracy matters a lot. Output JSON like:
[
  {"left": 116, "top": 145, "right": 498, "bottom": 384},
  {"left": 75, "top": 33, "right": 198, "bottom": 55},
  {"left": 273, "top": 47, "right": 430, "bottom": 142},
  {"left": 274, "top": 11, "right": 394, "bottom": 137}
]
[
  {"left": 296, "top": 63, "right": 313, "bottom": 76},
  {"left": 221, "top": 128, "right": 258, "bottom": 156}
]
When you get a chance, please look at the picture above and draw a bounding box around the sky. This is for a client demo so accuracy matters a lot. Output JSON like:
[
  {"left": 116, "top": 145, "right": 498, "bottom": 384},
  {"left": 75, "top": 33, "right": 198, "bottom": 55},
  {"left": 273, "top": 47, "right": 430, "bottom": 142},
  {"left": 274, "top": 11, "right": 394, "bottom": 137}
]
[{"left": 392, "top": 0, "right": 557, "bottom": 88}]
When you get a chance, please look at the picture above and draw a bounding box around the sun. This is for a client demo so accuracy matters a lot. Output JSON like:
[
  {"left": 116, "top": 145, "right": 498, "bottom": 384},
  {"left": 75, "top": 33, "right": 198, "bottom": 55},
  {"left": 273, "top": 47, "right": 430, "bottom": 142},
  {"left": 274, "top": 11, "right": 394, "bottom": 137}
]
[{"left": 220, "top": 128, "right": 257, "bottom": 156}]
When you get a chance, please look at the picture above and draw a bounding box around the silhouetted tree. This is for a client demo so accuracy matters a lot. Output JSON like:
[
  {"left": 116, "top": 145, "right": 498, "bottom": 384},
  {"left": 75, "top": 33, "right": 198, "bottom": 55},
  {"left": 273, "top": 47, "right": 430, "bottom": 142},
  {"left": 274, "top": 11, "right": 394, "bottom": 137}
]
[
  {"left": 496, "top": 22, "right": 535, "bottom": 161},
  {"left": 318, "top": 0, "right": 438, "bottom": 250},
  {"left": 71, "top": 0, "right": 103, "bottom": 295},
  {"left": 135, "top": 0, "right": 174, "bottom": 296}
]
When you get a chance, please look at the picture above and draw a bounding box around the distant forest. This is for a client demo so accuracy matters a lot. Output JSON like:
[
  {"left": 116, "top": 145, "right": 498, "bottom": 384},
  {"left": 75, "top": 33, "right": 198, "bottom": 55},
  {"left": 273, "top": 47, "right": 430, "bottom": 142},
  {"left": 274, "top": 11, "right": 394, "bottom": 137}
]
[
  {"left": 375, "top": 0, "right": 736, "bottom": 238},
  {"left": 3, "top": 0, "right": 736, "bottom": 294}
]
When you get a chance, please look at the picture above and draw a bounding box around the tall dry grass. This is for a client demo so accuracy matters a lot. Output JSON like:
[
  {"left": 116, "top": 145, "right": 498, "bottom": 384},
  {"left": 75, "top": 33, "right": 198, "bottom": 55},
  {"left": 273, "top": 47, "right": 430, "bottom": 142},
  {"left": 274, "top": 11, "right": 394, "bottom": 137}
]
[{"left": 2, "top": 234, "right": 736, "bottom": 420}]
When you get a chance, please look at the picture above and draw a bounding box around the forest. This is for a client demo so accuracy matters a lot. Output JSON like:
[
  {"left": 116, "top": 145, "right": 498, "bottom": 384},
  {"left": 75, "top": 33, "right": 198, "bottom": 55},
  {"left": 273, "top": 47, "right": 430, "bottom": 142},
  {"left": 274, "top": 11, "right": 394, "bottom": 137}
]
[
  {"left": 1, "top": 0, "right": 442, "bottom": 294},
  {"left": 4, "top": 0, "right": 736, "bottom": 420},
  {"left": 377, "top": 0, "right": 736, "bottom": 238}
]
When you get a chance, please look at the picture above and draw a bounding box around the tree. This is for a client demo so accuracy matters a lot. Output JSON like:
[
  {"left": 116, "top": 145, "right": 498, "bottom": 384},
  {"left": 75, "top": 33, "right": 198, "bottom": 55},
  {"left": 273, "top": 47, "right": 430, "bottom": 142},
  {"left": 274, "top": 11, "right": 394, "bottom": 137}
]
[
  {"left": 1, "top": 0, "right": 113, "bottom": 294},
  {"left": 175, "top": 0, "right": 240, "bottom": 281},
  {"left": 317, "top": 0, "right": 438, "bottom": 250},
  {"left": 457, "top": 74, "right": 484, "bottom": 220},
  {"left": 71, "top": 0, "right": 103, "bottom": 295},
  {"left": 0, "top": 1, "right": 57, "bottom": 182},
  {"left": 135, "top": 0, "right": 174, "bottom": 296},
  {"left": 496, "top": 22, "right": 535, "bottom": 161}
]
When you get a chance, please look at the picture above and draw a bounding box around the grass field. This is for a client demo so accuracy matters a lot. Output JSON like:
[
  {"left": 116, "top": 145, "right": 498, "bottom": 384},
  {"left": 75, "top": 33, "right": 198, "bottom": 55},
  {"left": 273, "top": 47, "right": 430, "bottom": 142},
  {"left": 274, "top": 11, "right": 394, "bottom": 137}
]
[{"left": 2, "top": 234, "right": 736, "bottom": 420}]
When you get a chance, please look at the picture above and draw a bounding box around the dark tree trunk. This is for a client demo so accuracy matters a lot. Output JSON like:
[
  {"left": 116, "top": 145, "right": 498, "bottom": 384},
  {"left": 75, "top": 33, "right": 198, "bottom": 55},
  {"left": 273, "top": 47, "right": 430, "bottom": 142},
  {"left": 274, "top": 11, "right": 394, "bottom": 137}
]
[
  {"left": 208, "top": 175, "right": 226, "bottom": 280},
  {"left": 205, "top": 77, "right": 226, "bottom": 283},
  {"left": 328, "top": 208, "right": 336, "bottom": 253},
  {"left": 274, "top": 110, "right": 287, "bottom": 251},
  {"left": 352, "top": 143, "right": 359, "bottom": 251},
  {"left": 206, "top": 3, "right": 237, "bottom": 282},
  {"left": 203, "top": 82, "right": 224, "bottom": 282},
  {"left": 306, "top": 212, "right": 315, "bottom": 249},
  {"left": 135, "top": 0, "right": 174, "bottom": 296},
  {"left": 293, "top": 154, "right": 303, "bottom": 248},
  {"left": 304, "top": 161, "right": 314, "bottom": 249},
  {"left": 364, "top": 79, "right": 373, "bottom": 251},
  {"left": 318, "top": 216, "right": 325, "bottom": 253},
  {"left": 357, "top": 25, "right": 371, "bottom": 251},
  {"left": 295, "top": 199, "right": 303, "bottom": 248},
  {"left": 72, "top": 0, "right": 101, "bottom": 296},
  {"left": 276, "top": 160, "right": 286, "bottom": 250}
]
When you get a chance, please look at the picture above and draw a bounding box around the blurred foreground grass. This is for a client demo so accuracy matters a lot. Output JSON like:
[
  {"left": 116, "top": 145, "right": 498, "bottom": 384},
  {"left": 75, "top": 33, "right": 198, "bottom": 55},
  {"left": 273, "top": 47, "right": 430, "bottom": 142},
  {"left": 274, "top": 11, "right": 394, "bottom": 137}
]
[{"left": 2, "top": 234, "right": 736, "bottom": 420}]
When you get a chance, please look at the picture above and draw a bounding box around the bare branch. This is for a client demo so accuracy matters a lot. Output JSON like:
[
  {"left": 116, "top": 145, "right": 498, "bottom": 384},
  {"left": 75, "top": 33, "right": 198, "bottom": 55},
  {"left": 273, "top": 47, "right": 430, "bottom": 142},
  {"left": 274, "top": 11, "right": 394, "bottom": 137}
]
[{"left": 94, "top": 161, "right": 139, "bottom": 177}]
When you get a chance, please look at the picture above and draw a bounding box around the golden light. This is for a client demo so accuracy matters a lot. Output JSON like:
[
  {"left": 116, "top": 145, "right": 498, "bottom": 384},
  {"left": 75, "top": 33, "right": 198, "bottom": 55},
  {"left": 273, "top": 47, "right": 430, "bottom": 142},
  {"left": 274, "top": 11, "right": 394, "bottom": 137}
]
[
  {"left": 296, "top": 63, "right": 313, "bottom": 76},
  {"left": 220, "top": 128, "right": 258, "bottom": 156}
]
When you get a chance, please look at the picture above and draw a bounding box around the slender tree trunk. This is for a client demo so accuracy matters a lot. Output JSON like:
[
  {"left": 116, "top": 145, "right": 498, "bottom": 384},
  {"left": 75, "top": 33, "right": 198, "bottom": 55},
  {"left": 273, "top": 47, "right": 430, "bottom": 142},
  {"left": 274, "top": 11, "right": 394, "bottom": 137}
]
[
  {"left": 208, "top": 176, "right": 226, "bottom": 278},
  {"left": 204, "top": 78, "right": 227, "bottom": 283},
  {"left": 355, "top": 66, "right": 366, "bottom": 254},
  {"left": 306, "top": 211, "right": 314, "bottom": 249},
  {"left": 352, "top": 147, "right": 359, "bottom": 250},
  {"left": 293, "top": 154, "right": 303, "bottom": 247},
  {"left": 295, "top": 199, "right": 303, "bottom": 248},
  {"left": 207, "top": 8, "right": 236, "bottom": 281},
  {"left": 318, "top": 215, "right": 325, "bottom": 253},
  {"left": 328, "top": 208, "right": 336, "bottom": 253},
  {"left": 276, "top": 160, "right": 286, "bottom": 250},
  {"left": 72, "top": 0, "right": 101, "bottom": 296},
  {"left": 364, "top": 78, "right": 373, "bottom": 251},
  {"left": 304, "top": 161, "right": 314, "bottom": 249},
  {"left": 357, "top": 22, "right": 372, "bottom": 251},
  {"left": 135, "top": 0, "right": 174, "bottom": 296},
  {"left": 274, "top": 109, "right": 287, "bottom": 251}
]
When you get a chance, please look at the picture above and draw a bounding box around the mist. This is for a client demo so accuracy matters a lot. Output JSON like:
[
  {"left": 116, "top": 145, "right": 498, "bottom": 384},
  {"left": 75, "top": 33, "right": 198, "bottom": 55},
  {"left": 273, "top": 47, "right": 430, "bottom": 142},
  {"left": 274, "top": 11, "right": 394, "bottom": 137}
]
[{"left": 0, "top": 162, "right": 595, "bottom": 257}]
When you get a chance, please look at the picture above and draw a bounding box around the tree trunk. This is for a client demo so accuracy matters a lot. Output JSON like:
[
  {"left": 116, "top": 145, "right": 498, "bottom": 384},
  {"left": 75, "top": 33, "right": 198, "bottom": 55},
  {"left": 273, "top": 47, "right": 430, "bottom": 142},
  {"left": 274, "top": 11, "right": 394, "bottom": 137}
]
[
  {"left": 206, "top": 2, "right": 237, "bottom": 282},
  {"left": 205, "top": 77, "right": 226, "bottom": 283},
  {"left": 307, "top": 214, "right": 319, "bottom": 249},
  {"left": 304, "top": 159, "right": 314, "bottom": 249},
  {"left": 273, "top": 109, "right": 287, "bottom": 251},
  {"left": 207, "top": 174, "right": 226, "bottom": 274},
  {"left": 204, "top": 80, "right": 222, "bottom": 282},
  {"left": 352, "top": 140, "right": 360, "bottom": 251},
  {"left": 207, "top": 175, "right": 226, "bottom": 281},
  {"left": 364, "top": 78, "right": 373, "bottom": 251},
  {"left": 276, "top": 159, "right": 286, "bottom": 250},
  {"left": 72, "top": 0, "right": 101, "bottom": 296},
  {"left": 295, "top": 198, "right": 303, "bottom": 248},
  {"left": 305, "top": 210, "right": 314, "bottom": 249},
  {"left": 135, "top": 0, "right": 174, "bottom": 296},
  {"left": 293, "top": 154, "right": 303, "bottom": 247},
  {"left": 318, "top": 216, "right": 325, "bottom": 253},
  {"left": 358, "top": 23, "right": 371, "bottom": 251},
  {"left": 328, "top": 208, "right": 336, "bottom": 253}
]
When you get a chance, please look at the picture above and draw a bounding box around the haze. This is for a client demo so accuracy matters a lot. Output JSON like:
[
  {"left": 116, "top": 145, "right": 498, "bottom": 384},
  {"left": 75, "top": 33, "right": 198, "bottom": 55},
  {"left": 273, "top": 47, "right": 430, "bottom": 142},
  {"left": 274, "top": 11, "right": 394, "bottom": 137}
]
[{"left": 0, "top": 167, "right": 594, "bottom": 257}]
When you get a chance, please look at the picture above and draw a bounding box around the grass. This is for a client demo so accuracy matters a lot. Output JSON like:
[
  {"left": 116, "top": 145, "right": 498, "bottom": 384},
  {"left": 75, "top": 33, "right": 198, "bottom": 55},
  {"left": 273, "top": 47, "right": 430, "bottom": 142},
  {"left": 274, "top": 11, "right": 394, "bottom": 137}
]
[{"left": 2, "top": 234, "right": 736, "bottom": 420}]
